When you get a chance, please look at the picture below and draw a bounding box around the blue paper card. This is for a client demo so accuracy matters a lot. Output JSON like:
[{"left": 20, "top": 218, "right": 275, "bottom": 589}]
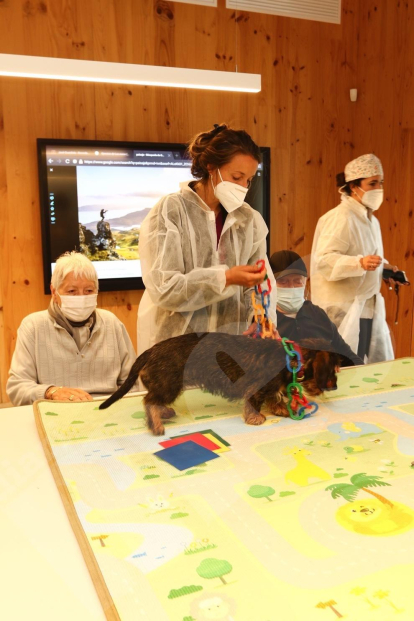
[{"left": 154, "top": 440, "right": 219, "bottom": 471}]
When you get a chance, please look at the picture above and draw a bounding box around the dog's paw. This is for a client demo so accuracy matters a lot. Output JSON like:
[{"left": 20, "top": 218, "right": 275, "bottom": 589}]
[
  {"left": 160, "top": 407, "right": 176, "bottom": 419},
  {"left": 151, "top": 424, "right": 165, "bottom": 436},
  {"left": 265, "top": 398, "right": 290, "bottom": 418},
  {"left": 270, "top": 404, "right": 290, "bottom": 418},
  {"left": 245, "top": 413, "right": 266, "bottom": 426}
]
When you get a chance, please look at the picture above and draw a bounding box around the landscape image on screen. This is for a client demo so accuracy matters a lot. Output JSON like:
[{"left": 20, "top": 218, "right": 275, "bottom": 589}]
[{"left": 77, "top": 166, "right": 193, "bottom": 263}]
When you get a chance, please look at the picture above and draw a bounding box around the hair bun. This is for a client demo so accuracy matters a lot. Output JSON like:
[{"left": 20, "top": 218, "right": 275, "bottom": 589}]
[
  {"left": 211, "top": 123, "right": 227, "bottom": 136},
  {"left": 187, "top": 124, "right": 261, "bottom": 181}
]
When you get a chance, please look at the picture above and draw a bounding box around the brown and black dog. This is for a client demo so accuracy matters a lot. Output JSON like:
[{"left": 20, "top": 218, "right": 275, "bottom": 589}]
[{"left": 100, "top": 333, "right": 341, "bottom": 435}]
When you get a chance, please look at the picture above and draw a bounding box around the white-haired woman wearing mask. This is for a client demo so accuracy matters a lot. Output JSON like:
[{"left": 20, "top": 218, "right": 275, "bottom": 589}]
[
  {"left": 137, "top": 124, "right": 277, "bottom": 354},
  {"left": 311, "top": 154, "right": 402, "bottom": 363},
  {"left": 7, "top": 252, "right": 136, "bottom": 406}
]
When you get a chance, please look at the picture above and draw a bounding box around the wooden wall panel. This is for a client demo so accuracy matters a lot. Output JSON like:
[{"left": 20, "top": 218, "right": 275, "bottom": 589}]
[
  {"left": 0, "top": 84, "right": 7, "bottom": 402},
  {"left": 350, "top": 1, "right": 414, "bottom": 357},
  {"left": 0, "top": 0, "right": 413, "bottom": 400}
]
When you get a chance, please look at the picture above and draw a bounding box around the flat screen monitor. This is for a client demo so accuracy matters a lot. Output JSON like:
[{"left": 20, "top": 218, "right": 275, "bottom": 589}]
[{"left": 37, "top": 139, "right": 270, "bottom": 293}]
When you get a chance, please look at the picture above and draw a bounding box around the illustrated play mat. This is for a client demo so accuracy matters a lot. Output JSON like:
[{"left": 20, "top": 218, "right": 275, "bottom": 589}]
[{"left": 35, "top": 358, "right": 414, "bottom": 621}]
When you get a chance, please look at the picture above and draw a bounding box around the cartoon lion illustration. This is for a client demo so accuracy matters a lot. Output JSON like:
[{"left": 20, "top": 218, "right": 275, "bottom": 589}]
[{"left": 189, "top": 593, "right": 236, "bottom": 620}]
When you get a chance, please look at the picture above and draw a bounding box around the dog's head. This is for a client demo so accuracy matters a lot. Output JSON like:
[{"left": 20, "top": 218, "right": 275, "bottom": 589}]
[{"left": 295, "top": 338, "right": 341, "bottom": 396}]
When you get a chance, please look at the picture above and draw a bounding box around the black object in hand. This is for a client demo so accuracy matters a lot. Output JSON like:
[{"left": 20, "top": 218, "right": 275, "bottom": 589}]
[{"left": 383, "top": 268, "right": 410, "bottom": 285}]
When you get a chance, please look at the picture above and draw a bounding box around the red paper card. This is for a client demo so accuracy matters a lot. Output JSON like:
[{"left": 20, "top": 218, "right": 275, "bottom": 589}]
[{"left": 159, "top": 432, "right": 221, "bottom": 451}]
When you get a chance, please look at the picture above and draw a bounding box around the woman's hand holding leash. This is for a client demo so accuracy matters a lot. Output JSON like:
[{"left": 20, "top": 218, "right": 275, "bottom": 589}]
[{"left": 225, "top": 265, "right": 266, "bottom": 288}]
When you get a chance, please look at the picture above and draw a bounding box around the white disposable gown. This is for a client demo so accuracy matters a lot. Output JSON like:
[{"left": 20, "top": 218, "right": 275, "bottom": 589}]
[
  {"left": 137, "top": 182, "right": 276, "bottom": 354},
  {"left": 311, "top": 194, "right": 394, "bottom": 363}
]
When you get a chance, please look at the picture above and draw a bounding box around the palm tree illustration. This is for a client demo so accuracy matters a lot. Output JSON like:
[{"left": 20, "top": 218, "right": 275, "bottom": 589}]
[
  {"left": 374, "top": 590, "right": 404, "bottom": 613},
  {"left": 315, "top": 600, "right": 344, "bottom": 618},
  {"left": 326, "top": 472, "right": 392, "bottom": 506},
  {"left": 350, "top": 586, "right": 379, "bottom": 610}
]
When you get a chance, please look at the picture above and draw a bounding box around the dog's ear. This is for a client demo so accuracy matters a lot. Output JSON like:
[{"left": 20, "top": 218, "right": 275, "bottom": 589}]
[
  {"left": 312, "top": 351, "right": 333, "bottom": 391},
  {"left": 333, "top": 352, "right": 342, "bottom": 373},
  {"left": 338, "top": 353, "right": 353, "bottom": 368}
]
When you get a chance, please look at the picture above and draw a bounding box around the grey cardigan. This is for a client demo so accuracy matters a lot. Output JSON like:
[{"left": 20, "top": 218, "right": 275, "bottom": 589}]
[{"left": 7, "top": 309, "right": 136, "bottom": 406}]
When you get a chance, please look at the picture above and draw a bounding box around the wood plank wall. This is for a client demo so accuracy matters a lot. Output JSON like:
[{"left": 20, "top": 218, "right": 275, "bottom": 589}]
[
  {"left": 0, "top": 0, "right": 412, "bottom": 401},
  {"left": 351, "top": 2, "right": 414, "bottom": 357}
]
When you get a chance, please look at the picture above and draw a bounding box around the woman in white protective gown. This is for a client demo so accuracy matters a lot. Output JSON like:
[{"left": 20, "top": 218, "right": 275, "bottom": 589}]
[
  {"left": 137, "top": 124, "right": 277, "bottom": 354},
  {"left": 311, "top": 153, "right": 402, "bottom": 363}
]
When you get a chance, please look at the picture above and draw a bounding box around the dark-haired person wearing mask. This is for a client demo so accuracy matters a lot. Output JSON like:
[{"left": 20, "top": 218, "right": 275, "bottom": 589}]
[
  {"left": 270, "top": 250, "right": 363, "bottom": 367},
  {"left": 137, "top": 124, "right": 276, "bottom": 354},
  {"left": 311, "top": 154, "right": 402, "bottom": 363}
]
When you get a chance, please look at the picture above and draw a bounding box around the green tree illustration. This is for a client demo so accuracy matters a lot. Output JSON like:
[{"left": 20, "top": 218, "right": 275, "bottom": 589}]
[
  {"left": 315, "top": 600, "right": 344, "bottom": 618},
  {"left": 350, "top": 586, "right": 379, "bottom": 610},
  {"left": 196, "top": 558, "right": 233, "bottom": 585},
  {"left": 326, "top": 473, "right": 393, "bottom": 506},
  {"left": 247, "top": 485, "right": 276, "bottom": 502}
]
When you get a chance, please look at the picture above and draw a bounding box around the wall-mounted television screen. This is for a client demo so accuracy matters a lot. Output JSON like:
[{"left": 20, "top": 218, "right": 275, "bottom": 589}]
[{"left": 37, "top": 139, "right": 270, "bottom": 293}]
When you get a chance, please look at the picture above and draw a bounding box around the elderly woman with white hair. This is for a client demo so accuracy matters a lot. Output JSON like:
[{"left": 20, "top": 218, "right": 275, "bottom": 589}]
[
  {"left": 311, "top": 154, "right": 403, "bottom": 363},
  {"left": 7, "top": 252, "right": 137, "bottom": 406}
]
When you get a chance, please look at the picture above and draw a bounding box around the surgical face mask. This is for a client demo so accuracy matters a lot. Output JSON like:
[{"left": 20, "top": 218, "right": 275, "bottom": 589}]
[
  {"left": 355, "top": 187, "right": 384, "bottom": 211},
  {"left": 276, "top": 286, "right": 305, "bottom": 314},
  {"left": 211, "top": 169, "right": 248, "bottom": 212},
  {"left": 59, "top": 294, "right": 98, "bottom": 322}
]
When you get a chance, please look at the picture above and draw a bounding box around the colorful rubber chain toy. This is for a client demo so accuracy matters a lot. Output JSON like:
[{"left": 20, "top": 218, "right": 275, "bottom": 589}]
[
  {"left": 281, "top": 338, "right": 319, "bottom": 420},
  {"left": 251, "top": 259, "right": 274, "bottom": 339},
  {"left": 251, "top": 260, "right": 318, "bottom": 420}
]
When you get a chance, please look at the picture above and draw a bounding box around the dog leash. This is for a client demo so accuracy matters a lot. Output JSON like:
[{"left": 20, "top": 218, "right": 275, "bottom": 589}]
[
  {"left": 281, "top": 338, "right": 318, "bottom": 420},
  {"left": 250, "top": 260, "right": 318, "bottom": 421}
]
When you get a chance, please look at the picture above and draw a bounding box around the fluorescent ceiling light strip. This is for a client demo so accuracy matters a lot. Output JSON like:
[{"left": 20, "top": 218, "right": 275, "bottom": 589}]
[{"left": 0, "top": 54, "right": 261, "bottom": 93}]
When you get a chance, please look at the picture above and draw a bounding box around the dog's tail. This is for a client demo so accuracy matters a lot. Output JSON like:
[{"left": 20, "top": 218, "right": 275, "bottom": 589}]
[{"left": 99, "top": 349, "right": 151, "bottom": 410}]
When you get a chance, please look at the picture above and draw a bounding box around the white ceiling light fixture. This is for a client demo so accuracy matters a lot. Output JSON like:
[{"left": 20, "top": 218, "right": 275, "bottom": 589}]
[{"left": 0, "top": 54, "right": 261, "bottom": 93}]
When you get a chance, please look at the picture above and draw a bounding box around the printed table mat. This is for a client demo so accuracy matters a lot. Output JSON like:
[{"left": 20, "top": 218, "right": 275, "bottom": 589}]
[{"left": 35, "top": 358, "right": 414, "bottom": 621}]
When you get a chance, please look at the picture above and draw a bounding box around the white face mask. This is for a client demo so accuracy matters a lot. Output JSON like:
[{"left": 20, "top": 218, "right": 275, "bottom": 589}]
[
  {"left": 355, "top": 187, "right": 383, "bottom": 211},
  {"left": 59, "top": 294, "right": 98, "bottom": 322},
  {"left": 211, "top": 169, "right": 248, "bottom": 212},
  {"left": 276, "top": 286, "right": 305, "bottom": 314}
]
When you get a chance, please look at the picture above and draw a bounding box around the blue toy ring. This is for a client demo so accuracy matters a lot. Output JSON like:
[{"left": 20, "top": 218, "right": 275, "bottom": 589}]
[
  {"left": 287, "top": 357, "right": 302, "bottom": 373},
  {"left": 299, "top": 402, "right": 318, "bottom": 418}
]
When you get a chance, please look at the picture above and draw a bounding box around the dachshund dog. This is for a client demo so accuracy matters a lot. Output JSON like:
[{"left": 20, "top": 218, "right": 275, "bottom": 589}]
[{"left": 100, "top": 333, "right": 341, "bottom": 435}]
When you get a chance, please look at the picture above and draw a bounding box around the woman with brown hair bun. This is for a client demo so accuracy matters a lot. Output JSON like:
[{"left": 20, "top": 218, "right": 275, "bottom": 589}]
[{"left": 137, "top": 124, "right": 276, "bottom": 354}]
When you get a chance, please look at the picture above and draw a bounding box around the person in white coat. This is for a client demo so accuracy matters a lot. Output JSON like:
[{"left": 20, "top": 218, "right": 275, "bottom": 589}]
[
  {"left": 137, "top": 124, "right": 276, "bottom": 354},
  {"left": 311, "top": 154, "right": 401, "bottom": 363}
]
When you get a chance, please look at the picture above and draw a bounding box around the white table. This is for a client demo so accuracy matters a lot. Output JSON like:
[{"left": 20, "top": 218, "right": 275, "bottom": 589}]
[{"left": 0, "top": 403, "right": 107, "bottom": 621}]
